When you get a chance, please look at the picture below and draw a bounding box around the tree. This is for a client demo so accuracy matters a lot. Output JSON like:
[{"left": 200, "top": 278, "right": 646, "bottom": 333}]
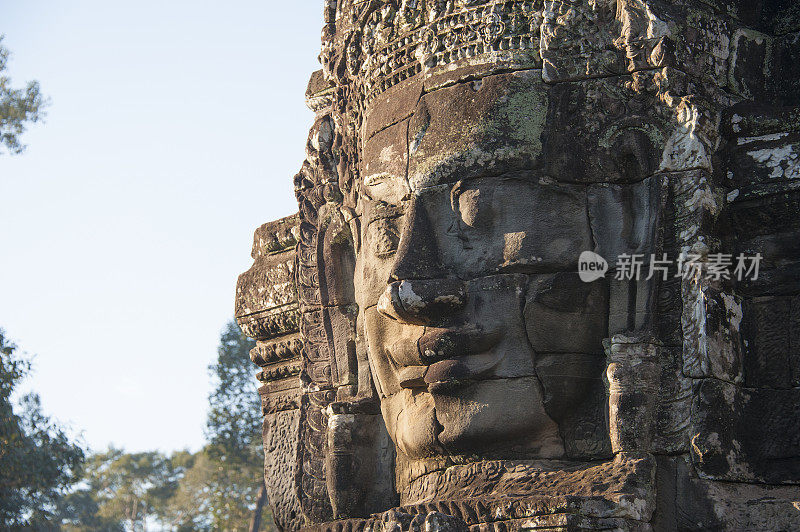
[
  {"left": 206, "top": 321, "right": 260, "bottom": 462},
  {"left": 55, "top": 488, "right": 123, "bottom": 532},
  {"left": 55, "top": 321, "right": 273, "bottom": 531},
  {"left": 0, "top": 329, "right": 85, "bottom": 528},
  {"left": 162, "top": 446, "right": 269, "bottom": 531},
  {"left": 204, "top": 320, "right": 272, "bottom": 531},
  {"left": 56, "top": 447, "right": 195, "bottom": 531},
  {"left": 152, "top": 322, "right": 271, "bottom": 531},
  {"left": 0, "top": 35, "right": 48, "bottom": 155}
]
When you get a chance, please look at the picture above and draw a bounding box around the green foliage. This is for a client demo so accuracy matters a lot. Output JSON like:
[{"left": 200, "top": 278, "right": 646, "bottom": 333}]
[
  {"left": 201, "top": 320, "right": 273, "bottom": 530},
  {"left": 163, "top": 447, "right": 271, "bottom": 531},
  {"left": 0, "top": 35, "right": 48, "bottom": 155},
  {"left": 206, "top": 320, "right": 259, "bottom": 463},
  {"left": 56, "top": 447, "right": 194, "bottom": 531},
  {"left": 54, "top": 320, "right": 274, "bottom": 530},
  {"left": 0, "top": 329, "right": 85, "bottom": 529},
  {"left": 55, "top": 489, "right": 122, "bottom": 531},
  {"left": 62, "top": 444, "right": 274, "bottom": 531}
]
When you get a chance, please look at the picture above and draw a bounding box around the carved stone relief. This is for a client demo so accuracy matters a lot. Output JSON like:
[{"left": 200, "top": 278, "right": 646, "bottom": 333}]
[{"left": 236, "top": 1, "right": 800, "bottom": 530}]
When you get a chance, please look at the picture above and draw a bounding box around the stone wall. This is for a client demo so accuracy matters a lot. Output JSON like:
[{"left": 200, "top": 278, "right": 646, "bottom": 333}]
[
  {"left": 235, "top": 1, "right": 800, "bottom": 530},
  {"left": 236, "top": 215, "right": 304, "bottom": 531}
]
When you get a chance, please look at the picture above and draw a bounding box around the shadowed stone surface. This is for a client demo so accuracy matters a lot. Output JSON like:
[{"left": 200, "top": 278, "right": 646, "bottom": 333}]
[{"left": 235, "top": 1, "right": 800, "bottom": 530}]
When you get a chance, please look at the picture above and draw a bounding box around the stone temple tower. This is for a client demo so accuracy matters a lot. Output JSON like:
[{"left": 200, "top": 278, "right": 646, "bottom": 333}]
[{"left": 236, "top": 1, "right": 800, "bottom": 530}]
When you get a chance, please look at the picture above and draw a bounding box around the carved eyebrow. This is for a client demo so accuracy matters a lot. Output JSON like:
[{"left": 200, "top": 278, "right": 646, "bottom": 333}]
[
  {"left": 454, "top": 172, "right": 539, "bottom": 188},
  {"left": 363, "top": 172, "right": 391, "bottom": 188},
  {"left": 362, "top": 173, "right": 412, "bottom": 202},
  {"left": 364, "top": 201, "right": 404, "bottom": 225},
  {"left": 449, "top": 174, "right": 535, "bottom": 206}
]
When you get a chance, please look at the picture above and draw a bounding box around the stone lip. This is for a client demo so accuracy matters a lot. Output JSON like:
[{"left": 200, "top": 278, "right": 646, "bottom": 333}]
[
  {"left": 385, "top": 324, "right": 503, "bottom": 390},
  {"left": 417, "top": 326, "right": 497, "bottom": 362},
  {"left": 424, "top": 353, "right": 502, "bottom": 390}
]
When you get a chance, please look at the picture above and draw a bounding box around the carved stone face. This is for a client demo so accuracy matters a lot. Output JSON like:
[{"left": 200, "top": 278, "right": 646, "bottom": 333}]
[{"left": 355, "top": 70, "right": 651, "bottom": 464}]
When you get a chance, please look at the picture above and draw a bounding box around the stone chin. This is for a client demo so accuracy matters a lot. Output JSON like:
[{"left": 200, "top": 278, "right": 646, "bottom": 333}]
[
  {"left": 379, "top": 373, "right": 564, "bottom": 461},
  {"left": 380, "top": 388, "right": 440, "bottom": 459},
  {"left": 431, "top": 377, "right": 564, "bottom": 458}
]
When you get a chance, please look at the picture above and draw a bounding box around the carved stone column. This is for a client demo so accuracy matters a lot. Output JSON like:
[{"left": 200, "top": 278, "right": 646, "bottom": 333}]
[
  {"left": 236, "top": 214, "right": 303, "bottom": 531},
  {"left": 605, "top": 335, "right": 661, "bottom": 455}
]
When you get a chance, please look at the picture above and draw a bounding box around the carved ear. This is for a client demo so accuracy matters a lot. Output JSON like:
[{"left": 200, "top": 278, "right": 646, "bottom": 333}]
[
  {"left": 610, "top": 128, "right": 659, "bottom": 183},
  {"left": 318, "top": 204, "right": 357, "bottom": 308},
  {"left": 587, "top": 176, "right": 660, "bottom": 267},
  {"left": 587, "top": 176, "right": 662, "bottom": 334},
  {"left": 300, "top": 114, "right": 397, "bottom": 520},
  {"left": 409, "top": 99, "right": 431, "bottom": 157}
]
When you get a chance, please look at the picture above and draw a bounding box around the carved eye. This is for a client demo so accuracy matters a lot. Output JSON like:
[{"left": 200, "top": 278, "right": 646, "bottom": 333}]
[
  {"left": 366, "top": 217, "right": 401, "bottom": 258},
  {"left": 453, "top": 185, "right": 494, "bottom": 229}
]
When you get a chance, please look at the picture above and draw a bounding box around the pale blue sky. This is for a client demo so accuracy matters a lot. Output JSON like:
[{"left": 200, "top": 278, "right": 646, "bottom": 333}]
[{"left": 0, "top": 2, "right": 320, "bottom": 452}]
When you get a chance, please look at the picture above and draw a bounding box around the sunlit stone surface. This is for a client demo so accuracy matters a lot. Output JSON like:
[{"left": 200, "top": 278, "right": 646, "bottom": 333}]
[{"left": 236, "top": 2, "right": 800, "bottom": 530}]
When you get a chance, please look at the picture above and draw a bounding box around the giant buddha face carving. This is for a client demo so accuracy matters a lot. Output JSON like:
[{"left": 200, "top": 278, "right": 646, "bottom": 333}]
[
  {"left": 353, "top": 69, "right": 657, "bottom": 464},
  {"left": 243, "top": 0, "right": 800, "bottom": 526}
]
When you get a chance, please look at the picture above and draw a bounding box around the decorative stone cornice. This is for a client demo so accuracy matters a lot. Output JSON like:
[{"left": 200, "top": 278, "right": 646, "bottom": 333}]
[
  {"left": 235, "top": 214, "right": 301, "bottom": 341},
  {"left": 250, "top": 333, "right": 304, "bottom": 366},
  {"left": 252, "top": 214, "right": 299, "bottom": 258},
  {"left": 357, "top": 1, "right": 544, "bottom": 104},
  {"left": 237, "top": 306, "right": 300, "bottom": 342}
]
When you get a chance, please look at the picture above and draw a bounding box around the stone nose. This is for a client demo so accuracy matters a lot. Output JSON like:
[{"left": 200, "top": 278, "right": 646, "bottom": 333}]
[
  {"left": 377, "top": 278, "right": 467, "bottom": 325},
  {"left": 389, "top": 192, "right": 444, "bottom": 281},
  {"left": 379, "top": 193, "right": 466, "bottom": 324}
]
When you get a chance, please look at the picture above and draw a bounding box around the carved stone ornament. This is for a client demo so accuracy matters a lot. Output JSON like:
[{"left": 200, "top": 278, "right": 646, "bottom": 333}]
[{"left": 237, "top": 1, "right": 800, "bottom": 530}]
